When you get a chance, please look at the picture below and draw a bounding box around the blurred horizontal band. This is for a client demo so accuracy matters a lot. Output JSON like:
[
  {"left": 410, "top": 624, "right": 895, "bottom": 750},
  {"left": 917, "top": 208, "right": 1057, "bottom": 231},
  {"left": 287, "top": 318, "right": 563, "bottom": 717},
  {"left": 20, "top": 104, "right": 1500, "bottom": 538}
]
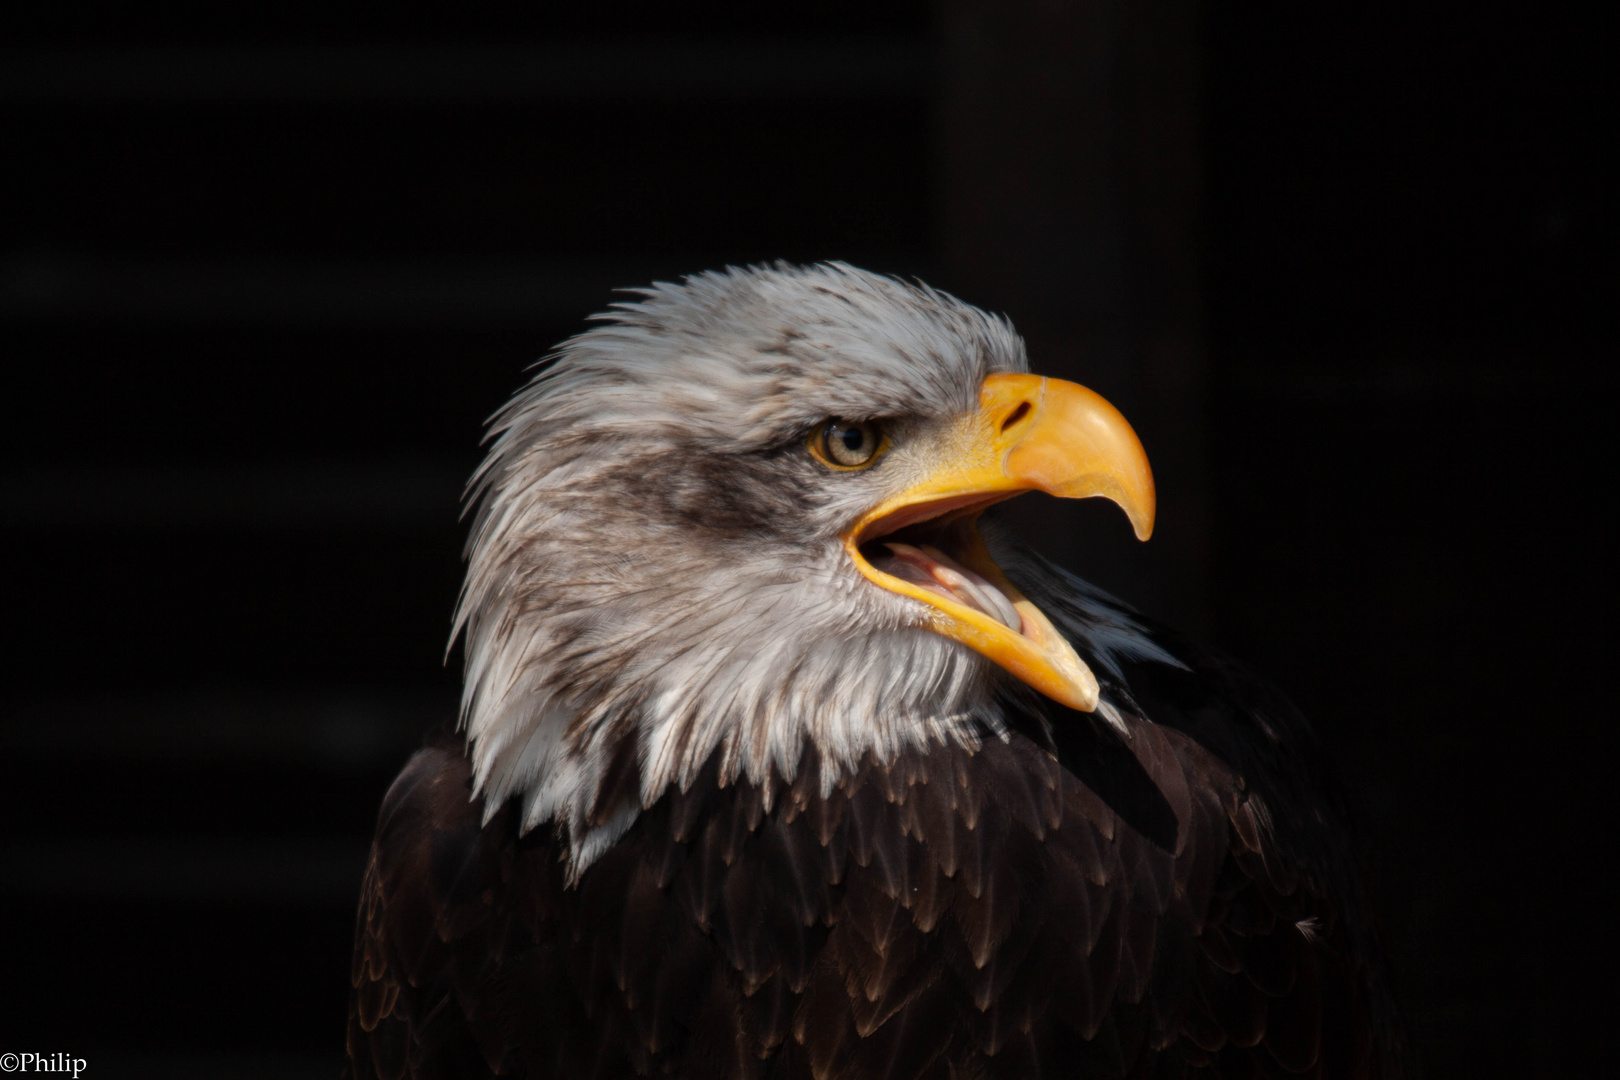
[
  {"left": 0, "top": 689, "right": 452, "bottom": 765},
  {"left": 0, "top": 839, "right": 369, "bottom": 903},
  {"left": 0, "top": 462, "right": 466, "bottom": 528},
  {"left": 0, "top": 40, "right": 932, "bottom": 104},
  {"left": 0, "top": 252, "right": 939, "bottom": 329},
  {"left": 0, "top": 252, "right": 687, "bottom": 328}
]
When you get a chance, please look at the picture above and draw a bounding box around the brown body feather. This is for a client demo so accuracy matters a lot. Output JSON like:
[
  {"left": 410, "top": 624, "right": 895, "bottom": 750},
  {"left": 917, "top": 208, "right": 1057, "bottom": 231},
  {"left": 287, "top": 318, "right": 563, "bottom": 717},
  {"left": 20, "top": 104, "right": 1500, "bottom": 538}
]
[{"left": 346, "top": 639, "right": 1407, "bottom": 1079}]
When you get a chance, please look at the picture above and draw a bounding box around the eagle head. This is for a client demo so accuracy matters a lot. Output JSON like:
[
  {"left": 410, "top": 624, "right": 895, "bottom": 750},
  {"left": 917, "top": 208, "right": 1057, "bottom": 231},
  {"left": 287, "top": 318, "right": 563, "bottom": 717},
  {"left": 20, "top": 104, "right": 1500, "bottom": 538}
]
[{"left": 454, "top": 263, "right": 1156, "bottom": 874}]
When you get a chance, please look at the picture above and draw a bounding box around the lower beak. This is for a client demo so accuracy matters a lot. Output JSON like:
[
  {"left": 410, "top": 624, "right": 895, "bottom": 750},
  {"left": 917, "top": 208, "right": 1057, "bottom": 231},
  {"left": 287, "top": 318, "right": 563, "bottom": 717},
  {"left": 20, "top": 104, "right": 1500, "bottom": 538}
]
[{"left": 843, "top": 373, "right": 1155, "bottom": 711}]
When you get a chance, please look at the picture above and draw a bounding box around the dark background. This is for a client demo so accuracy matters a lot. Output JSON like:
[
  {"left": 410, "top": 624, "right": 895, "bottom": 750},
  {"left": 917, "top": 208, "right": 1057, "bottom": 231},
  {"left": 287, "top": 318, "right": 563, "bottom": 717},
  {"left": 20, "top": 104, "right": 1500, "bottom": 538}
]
[{"left": 2, "top": 3, "right": 1614, "bottom": 1076}]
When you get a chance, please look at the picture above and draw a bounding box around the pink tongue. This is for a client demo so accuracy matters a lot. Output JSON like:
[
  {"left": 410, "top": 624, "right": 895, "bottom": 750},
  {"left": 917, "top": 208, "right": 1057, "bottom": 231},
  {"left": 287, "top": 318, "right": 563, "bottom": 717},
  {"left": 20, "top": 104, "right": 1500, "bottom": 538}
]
[{"left": 870, "top": 543, "right": 1024, "bottom": 632}]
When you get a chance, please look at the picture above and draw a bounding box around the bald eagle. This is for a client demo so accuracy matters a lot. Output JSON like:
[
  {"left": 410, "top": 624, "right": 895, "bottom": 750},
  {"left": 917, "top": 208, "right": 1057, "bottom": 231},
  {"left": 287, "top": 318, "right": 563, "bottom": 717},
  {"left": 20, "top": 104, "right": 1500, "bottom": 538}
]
[{"left": 346, "top": 264, "right": 1409, "bottom": 1078}]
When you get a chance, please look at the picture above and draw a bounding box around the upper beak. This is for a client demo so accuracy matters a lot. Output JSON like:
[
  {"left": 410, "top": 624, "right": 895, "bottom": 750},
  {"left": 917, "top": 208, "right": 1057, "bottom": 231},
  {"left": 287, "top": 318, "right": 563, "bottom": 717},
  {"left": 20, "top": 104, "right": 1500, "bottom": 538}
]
[{"left": 843, "top": 373, "right": 1155, "bottom": 711}]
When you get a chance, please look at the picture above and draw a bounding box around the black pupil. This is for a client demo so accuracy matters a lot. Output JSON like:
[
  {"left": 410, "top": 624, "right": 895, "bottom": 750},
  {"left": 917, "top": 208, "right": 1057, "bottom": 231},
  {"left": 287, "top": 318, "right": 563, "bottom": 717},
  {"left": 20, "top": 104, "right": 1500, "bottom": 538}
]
[{"left": 840, "top": 426, "right": 866, "bottom": 452}]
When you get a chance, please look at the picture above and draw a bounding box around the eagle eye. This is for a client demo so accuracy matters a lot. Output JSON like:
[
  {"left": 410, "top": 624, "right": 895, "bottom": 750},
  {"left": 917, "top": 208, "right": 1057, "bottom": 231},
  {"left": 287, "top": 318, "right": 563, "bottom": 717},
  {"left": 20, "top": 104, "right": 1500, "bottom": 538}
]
[{"left": 812, "top": 419, "right": 885, "bottom": 469}]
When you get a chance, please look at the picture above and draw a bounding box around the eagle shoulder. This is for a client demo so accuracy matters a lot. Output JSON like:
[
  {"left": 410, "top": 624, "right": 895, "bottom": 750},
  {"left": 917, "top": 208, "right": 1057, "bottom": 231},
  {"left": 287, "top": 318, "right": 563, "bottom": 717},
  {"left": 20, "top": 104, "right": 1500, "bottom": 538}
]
[{"left": 347, "top": 706, "right": 1398, "bottom": 1078}]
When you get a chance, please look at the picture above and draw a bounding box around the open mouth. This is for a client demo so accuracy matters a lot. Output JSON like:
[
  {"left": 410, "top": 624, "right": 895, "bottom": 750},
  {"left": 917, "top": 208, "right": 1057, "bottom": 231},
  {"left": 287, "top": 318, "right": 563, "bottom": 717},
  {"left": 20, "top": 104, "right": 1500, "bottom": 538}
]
[
  {"left": 857, "top": 503, "right": 1025, "bottom": 635},
  {"left": 833, "top": 372, "right": 1154, "bottom": 713},
  {"left": 845, "top": 493, "right": 1102, "bottom": 712},
  {"left": 874, "top": 540, "right": 1023, "bottom": 632}
]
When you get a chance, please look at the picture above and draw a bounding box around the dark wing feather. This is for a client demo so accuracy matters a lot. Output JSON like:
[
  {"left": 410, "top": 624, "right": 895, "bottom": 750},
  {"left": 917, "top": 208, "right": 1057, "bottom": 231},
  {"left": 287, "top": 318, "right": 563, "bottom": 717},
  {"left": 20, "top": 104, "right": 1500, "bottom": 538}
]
[
  {"left": 348, "top": 649, "right": 1409, "bottom": 1078},
  {"left": 1094, "top": 619, "right": 1415, "bottom": 1077},
  {"left": 346, "top": 743, "right": 505, "bottom": 1080}
]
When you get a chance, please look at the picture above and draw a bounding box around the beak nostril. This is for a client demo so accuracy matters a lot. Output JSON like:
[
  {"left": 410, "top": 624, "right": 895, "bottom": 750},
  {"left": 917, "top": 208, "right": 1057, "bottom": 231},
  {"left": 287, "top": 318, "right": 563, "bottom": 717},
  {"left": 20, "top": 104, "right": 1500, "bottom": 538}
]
[{"left": 1000, "top": 401, "right": 1032, "bottom": 433}]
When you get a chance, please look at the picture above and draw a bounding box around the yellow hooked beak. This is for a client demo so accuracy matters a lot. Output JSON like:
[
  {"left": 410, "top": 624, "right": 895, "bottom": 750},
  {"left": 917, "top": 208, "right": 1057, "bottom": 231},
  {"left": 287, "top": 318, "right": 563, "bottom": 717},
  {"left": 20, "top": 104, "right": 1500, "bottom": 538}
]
[{"left": 843, "top": 373, "right": 1155, "bottom": 711}]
